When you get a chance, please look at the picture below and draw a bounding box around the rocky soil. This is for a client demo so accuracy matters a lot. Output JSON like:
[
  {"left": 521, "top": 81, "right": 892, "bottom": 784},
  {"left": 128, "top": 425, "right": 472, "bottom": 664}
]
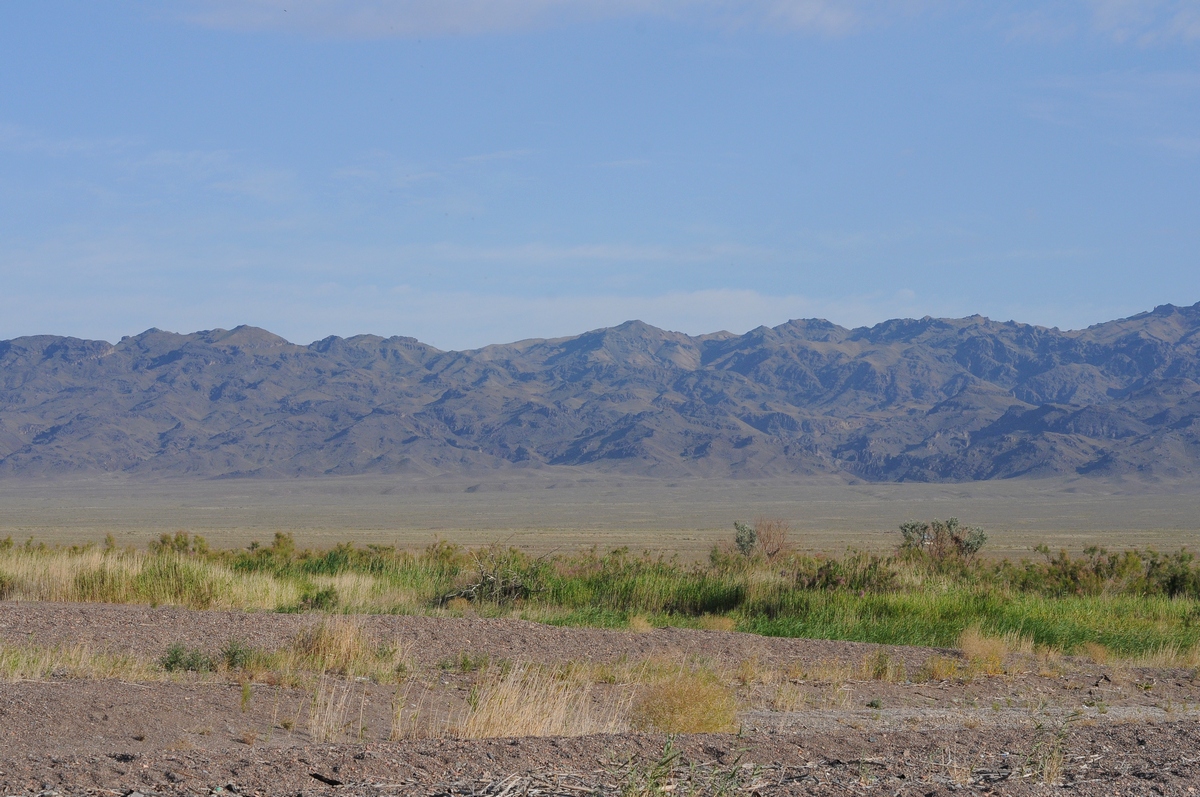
[{"left": 1, "top": 601, "right": 1198, "bottom": 796}]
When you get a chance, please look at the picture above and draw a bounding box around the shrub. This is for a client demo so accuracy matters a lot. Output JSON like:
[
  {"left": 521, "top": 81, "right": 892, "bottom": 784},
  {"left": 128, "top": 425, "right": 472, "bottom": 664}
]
[
  {"left": 289, "top": 585, "right": 338, "bottom": 612},
  {"left": 733, "top": 521, "right": 756, "bottom": 557},
  {"left": 899, "top": 517, "right": 986, "bottom": 565},
  {"left": 150, "top": 531, "right": 209, "bottom": 556},
  {"left": 630, "top": 671, "right": 737, "bottom": 733},
  {"left": 221, "top": 639, "right": 255, "bottom": 670},
  {"left": 438, "top": 546, "right": 546, "bottom": 606},
  {"left": 753, "top": 517, "right": 792, "bottom": 562},
  {"left": 160, "top": 643, "right": 213, "bottom": 673}
]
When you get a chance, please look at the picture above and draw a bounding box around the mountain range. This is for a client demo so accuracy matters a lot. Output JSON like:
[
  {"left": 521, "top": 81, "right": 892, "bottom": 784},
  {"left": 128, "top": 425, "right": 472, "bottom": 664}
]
[{"left": 2, "top": 302, "right": 1199, "bottom": 481}]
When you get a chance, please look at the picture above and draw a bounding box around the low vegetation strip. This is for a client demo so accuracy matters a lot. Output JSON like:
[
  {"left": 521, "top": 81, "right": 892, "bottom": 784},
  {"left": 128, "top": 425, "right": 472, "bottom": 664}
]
[{"left": 1, "top": 516, "right": 1198, "bottom": 656}]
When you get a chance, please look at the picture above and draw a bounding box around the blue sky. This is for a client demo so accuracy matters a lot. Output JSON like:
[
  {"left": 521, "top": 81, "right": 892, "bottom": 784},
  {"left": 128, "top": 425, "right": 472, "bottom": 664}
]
[{"left": 1, "top": 1, "right": 1198, "bottom": 349}]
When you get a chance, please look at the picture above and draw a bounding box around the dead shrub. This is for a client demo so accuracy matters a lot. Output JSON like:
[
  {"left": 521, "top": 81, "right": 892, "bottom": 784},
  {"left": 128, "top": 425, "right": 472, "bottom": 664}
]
[
  {"left": 753, "top": 517, "right": 792, "bottom": 562},
  {"left": 631, "top": 671, "right": 737, "bottom": 734}
]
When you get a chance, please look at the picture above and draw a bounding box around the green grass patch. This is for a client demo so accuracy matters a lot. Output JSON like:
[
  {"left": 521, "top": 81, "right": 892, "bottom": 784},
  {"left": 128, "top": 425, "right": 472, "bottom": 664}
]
[{"left": 3, "top": 528, "right": 1200, "bottom": 657}]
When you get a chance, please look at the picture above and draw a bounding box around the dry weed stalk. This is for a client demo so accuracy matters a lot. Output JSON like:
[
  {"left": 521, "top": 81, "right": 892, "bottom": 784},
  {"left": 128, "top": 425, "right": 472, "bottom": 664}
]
[
  {"left": 307, "top": 673, "right": 359, "bottom": 742},
  {"left": 824, "top": 683, "right": 853, "bottom": 709},
  {"left": 941, "top": 747, "right": 973, "bottom": 786},
  {"left": 770, "top": 682, "right": 809, "bottom": 712}
]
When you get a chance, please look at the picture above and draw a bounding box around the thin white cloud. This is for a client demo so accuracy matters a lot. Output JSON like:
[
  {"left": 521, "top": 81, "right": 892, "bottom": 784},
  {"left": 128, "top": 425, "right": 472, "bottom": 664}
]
[
  {"left": 1085, "top": 0, "right": 1200, "bottom": 43},
  {"left": 178, "top": 0, "right": 1200, "bottom": 42},
  {"left": 0, "top": 122, "right": 134, "bottom": 157},
  {"left": 181, "top": 0, "right": 926, "bottom": 38}
]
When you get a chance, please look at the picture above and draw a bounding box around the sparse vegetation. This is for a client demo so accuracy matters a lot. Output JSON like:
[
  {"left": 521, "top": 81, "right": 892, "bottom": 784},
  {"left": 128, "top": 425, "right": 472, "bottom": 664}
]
[{"left": 1, "top": 525, "right": 1198, "bottom": 656}]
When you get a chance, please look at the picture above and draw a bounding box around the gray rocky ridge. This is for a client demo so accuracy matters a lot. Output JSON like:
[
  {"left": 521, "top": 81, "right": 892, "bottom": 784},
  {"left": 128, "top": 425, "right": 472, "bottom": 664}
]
[{"left": 2, "top": 302, "right": 1199, "bottom": 481}]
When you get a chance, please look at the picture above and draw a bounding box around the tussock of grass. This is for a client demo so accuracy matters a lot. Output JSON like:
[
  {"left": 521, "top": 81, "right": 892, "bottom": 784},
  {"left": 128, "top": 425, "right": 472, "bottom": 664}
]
[
  {"left": 457, "top": 664, "right": 630, "bottom": 738},
  {"left": 862, "top": 650, "right": 908, "bottom": 682},
  {"left": 630, "top": 670, "right": 737, "bottom": 734},
  {"left": 628, "top": 615, "right": 655, "bottom": 633},
  {"left": 918, "top": 655, "right": 962, "bottom": 682},
  {"left": 1080, "top": 641, "right": 1110, "bottom": 665},
  {"left": 698, "top": 615, "right": 737, "bottom": 632},
  {"left": 959, "top": 626, "right": 1011, "bottom": 675}
]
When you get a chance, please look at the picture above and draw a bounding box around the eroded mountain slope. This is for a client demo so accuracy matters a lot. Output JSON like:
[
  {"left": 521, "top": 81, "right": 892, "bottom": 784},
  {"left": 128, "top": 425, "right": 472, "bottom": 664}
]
[{"left": 1, "top": 303, "right": 1198, "bottom": 480}]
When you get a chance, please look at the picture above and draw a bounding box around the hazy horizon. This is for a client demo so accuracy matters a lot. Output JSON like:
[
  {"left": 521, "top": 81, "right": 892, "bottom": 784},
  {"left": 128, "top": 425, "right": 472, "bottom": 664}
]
[{"left": 7, "top": 300, "right": 1199, "bottom": 352}]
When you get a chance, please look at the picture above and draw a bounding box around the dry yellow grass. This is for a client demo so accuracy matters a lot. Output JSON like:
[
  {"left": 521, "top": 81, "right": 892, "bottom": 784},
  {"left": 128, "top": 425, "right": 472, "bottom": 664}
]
[
  {"left": 282, "top": 618, "right": 410, "bottom": 683},
  {"left": 0, "top": 642, "right": 156, "bottom": 682},
  {"left": 732, "top": 657, "right": 770, "bottom": 686},
  {"left": 628, "top": 615, "right": 655, "bottom": 633},
  {"left": 458, "top": 665, "right": 631, "bottom": 738},
  {"left": 698, "top": 615, "right": 737, "bottom": 632},
  {"left": 918, "top": 655, "right": 961, "bottom": 682},
  {"left": 958, "top": 626, "right": 1016, "bottom": 676},
  {"left": 309, "top": 572, "right": 422, "bottom": 613},
  {"left": 795, "top": 659, "right": 855, "bottom": 684},
  {"left": 1122, "top": 642, "right": 1200, "bottom": 669},
  {"left": 307, "top": 673, "right": 363, "bottom": 742},
  {"left": 630, "top": 671, "right": 737, "bottom": 734},
  {"left": 1081, "top": 642, "right": 1110, "bottom": 665},
  {"left": 861, "top": 650, "right": 907, "bottom": 682},
  {"left": 0, "top": 547, "right": 298, "bottom": 610},
  {"left": 770, "top": 682, "right": 808, "bottom": 711}
]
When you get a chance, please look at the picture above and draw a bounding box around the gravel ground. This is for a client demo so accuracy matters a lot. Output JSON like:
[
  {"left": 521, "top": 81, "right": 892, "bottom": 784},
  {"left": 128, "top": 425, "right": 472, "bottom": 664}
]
[{"left": 1, "top": 601, "right": 1198, "bottom": 796}]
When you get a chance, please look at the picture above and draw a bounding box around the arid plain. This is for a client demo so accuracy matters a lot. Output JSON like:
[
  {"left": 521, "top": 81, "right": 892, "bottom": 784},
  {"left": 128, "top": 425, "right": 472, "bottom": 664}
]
[
  {"left": 2, "top": 472, "right": 1197, "bottom": 558},
  {"left": 3, "top": 473, "right": 1200, "bottom": 795}
]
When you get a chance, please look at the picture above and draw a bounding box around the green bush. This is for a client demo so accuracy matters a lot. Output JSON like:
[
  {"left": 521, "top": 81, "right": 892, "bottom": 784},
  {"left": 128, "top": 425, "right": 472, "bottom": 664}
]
[
  {"left": 159, "top": 643, "right": 213, "bottom": 673},
  {"left": 220, "top": 638, "right": 255, "bottom": 670}
]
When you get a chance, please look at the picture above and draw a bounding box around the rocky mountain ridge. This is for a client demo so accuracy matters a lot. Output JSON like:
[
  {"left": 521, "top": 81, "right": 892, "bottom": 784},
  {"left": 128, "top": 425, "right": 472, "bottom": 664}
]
[{"left": 2, "top": 302, "right": 1199, "bottom": 481}]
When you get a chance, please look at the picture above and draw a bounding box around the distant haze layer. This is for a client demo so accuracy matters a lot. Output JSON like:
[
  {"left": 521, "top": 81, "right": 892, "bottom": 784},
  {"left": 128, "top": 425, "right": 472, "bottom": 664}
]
[{"left": 2, "top": 302, "right": 1199, "bottom": 482}]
